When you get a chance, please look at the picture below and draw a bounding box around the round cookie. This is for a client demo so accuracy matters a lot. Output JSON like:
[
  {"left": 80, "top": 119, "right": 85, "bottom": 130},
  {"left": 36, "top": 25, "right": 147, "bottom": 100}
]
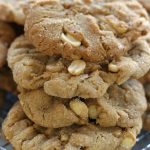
[
  {"left": 2, "top": 102, "right": 142, "bottom": 150},
  {"left": 19, "top": 79, "right": 147, "bottom": 129},
  {"left": 0, "top": 67, "right": 17, "bottom": 93},
  {"left": 25, "top": 0, "right": 150, "bottom": 62},
  {"left": 0, "top": 22, "right": 15, "bottom": 68},
  {"left": 8, "top": 34, "right": 150, "bottom": 98}
]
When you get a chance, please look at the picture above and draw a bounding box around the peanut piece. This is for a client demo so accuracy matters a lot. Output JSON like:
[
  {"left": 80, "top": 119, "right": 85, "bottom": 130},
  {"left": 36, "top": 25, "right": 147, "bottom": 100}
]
[
  {"left": 107, "top": 16, "right": 128, "bottom": 34},
  {"left": 68, "top": 60, "right": 86, "bottom": 75},
  {"left": 70, "top": 99, "right": 88, "bottom": 119},
  {"left": 121, "top": 130, "right": 136, "bottom": 149},
  {"left": 61, "top": 33, "right": 81, "bottom": 47},
  {"left": 61, "top": 134, "right": 69, "bottom": 142},
  {"left": 108, "top": 63, "right": 119, "bottom": 72},
  {"left": 88, "top": 105, "right": 98, "bottom": 119}
]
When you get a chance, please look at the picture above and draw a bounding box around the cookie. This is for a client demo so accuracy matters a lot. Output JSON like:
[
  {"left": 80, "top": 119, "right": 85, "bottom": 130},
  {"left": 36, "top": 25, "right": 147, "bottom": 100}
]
[
  {"left": 0, "top": 0, "right": 27, "bottom": 24},
  {"left": 19, "top": 79, "right": 147, "bottom": 129},
  {"left": 8, "top": 34, "right": 150, "bottom": 99},
  {"left": 2, "top": 102, "right": 142, "bottom": 150},
  {"left": 0, "top": 22, "right": 15, "bottom": 68},
  {"left": 139, "top": 0, "right": 150, "bottom": 13},
  {"left": 24, "top": 0, "right": 150, "bottom": 62},
  {"left": 0, "top": 67, "right": 17, "bottom": 93}
]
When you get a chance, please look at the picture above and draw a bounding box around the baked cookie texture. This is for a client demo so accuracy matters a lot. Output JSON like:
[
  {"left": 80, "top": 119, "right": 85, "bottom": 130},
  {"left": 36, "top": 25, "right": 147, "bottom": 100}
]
[
  {"left": 25, "top": 0, "right": 150, "bottom": 62},
  {"left": 18, "top": 79, "right": 147, "bottom": 129},
  {"left": 0, "top": 0, "right": 28, "bottom": 25},
  {"left": 0, "top": 67, "right": 17, "bottom": 93},
  {"left": 8, "top": 34, "right": 150, "bottom": 98},
  {"left": 2, "top": 102, "right": 142, "bottom": 150},
  {"left": 0, "top": 22, "right": 15, "bottom": 68},
  {"left": 139, "top": 0, "right": 150, "bottom": 13}
]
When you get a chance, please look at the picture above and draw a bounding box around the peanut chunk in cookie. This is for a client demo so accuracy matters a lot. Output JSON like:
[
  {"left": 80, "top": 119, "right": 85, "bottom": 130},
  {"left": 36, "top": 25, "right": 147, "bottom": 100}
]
[
  {"left": 70, "top": 99, "right": 88, "bottom": 119},
  {"left": 61, "top": 33, "right": 81, "bottom": 47},
  {"left": 88, "top": 105, "right": 98, "bottom": 119},
  {"left": 121, "top": 130, "right": 136, "bottom": 149},
  {"left": 108, "top": 63, "right": 119, "bottom": 73},
  {"left": 68, "top": 60, "right": 86, "bottom": 75}
]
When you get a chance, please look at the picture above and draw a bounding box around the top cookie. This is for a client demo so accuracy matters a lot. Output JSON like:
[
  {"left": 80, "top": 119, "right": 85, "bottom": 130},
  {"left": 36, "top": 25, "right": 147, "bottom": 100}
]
[{"left": 25, "top": 0, "right": 150, "bottom": 62}]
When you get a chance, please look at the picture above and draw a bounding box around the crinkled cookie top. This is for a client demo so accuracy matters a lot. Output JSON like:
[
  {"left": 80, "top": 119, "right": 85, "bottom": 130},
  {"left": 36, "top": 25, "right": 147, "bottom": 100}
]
[
  {"left": 2, "top": 102, "right": 142, "bottom": 150},
  {"left": 25, "top": 0, "right": 150, "bottom": 62}
]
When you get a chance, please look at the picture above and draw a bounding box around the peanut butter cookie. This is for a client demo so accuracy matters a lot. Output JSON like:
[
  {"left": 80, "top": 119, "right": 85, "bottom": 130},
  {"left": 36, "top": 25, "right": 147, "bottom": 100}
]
[
  {"left": 8, "top": 34, "right": 150, "bottom": 98},
  {"left": 2, "top": 102, "right": 142, "bottom": 150},
  {"left": 25, "top": 0, "right": 150, "bottom": 62},
  {"left": 19, "top": 79, "right": 147, "bottom": 129}
]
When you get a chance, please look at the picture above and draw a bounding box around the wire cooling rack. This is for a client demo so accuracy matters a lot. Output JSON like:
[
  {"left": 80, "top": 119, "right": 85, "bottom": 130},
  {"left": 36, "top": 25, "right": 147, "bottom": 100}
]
[{"left": 0, "top": 92, "right": 150, "bottom": 150}]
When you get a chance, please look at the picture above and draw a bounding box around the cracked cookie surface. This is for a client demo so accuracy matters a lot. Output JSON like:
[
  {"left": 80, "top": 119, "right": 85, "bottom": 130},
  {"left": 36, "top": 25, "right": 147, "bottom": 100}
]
[
  {"left": 3, "top": 102, "right": 142, "bottom": 150},
  {"left": 8, "top": 35, "right": 150, "bottom": 98},
  {"left": 25, "top": 0, "right": 150, "bottom": 62},
  {"left": 19, "top": 79, "right": 147, "bottom": 129}
]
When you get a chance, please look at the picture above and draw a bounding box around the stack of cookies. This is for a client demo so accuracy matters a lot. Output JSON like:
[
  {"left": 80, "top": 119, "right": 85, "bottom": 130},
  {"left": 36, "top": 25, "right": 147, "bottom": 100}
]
[{"left": 1, "top": 0, "right": 150, "bottom": 150}]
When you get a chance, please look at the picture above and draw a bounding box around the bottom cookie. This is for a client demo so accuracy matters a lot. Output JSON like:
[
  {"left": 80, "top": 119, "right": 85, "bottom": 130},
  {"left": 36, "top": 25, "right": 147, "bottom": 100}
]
[{"left": 3, "top": 102, "right": 142, "bottom": 150}]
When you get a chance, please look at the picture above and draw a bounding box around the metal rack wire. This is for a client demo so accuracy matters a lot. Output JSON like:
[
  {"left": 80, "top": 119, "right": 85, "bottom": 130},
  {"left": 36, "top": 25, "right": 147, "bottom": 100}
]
[{"left": 0, "top": 92, "right": 150, "bottom": 150}]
